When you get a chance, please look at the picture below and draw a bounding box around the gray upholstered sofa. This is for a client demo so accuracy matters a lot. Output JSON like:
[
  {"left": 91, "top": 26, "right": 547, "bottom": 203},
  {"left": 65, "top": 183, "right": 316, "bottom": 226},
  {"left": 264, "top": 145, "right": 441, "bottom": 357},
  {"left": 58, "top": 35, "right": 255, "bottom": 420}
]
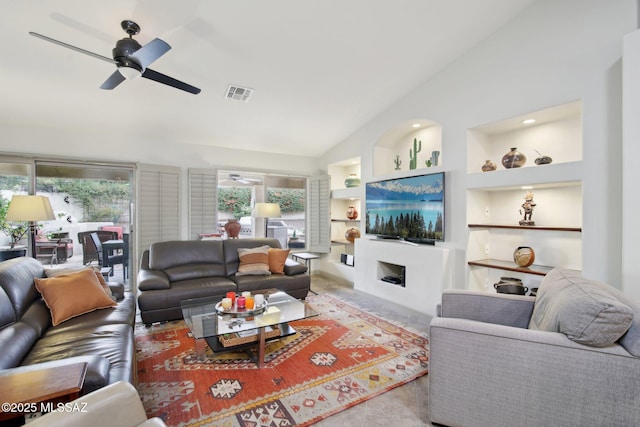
[
  {"left": 429, "top": 268, "right": 640, "bottom": 427},
  {"left": 0, "top": 257, "right": 137, "bottom": 394},
  {"left": 137, "top": 238, "right": 310, "bottom": 325}
]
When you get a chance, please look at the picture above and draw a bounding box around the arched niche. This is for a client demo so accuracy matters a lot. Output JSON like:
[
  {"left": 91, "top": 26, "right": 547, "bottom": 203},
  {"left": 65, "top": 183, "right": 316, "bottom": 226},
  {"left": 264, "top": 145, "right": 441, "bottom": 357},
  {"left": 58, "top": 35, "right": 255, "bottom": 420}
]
[{"left": 373, "top": 119, "right": 442, "bottom": 176}]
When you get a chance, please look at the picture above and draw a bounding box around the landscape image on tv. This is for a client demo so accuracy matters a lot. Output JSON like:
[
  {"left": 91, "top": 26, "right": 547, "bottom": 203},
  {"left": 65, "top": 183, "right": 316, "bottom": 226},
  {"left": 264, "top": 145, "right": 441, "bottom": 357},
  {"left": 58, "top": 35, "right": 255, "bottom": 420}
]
[{"left": 365, "top": 172, "right": 444, "bottom": 243}]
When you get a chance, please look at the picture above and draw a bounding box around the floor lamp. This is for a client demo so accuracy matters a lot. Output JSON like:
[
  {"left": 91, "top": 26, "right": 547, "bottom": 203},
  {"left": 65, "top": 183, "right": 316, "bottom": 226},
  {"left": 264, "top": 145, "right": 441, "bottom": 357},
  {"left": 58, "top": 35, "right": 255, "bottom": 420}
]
[
  {"left": 253, "top": 203, "right": 281, "bottom": 237},
  {"left": 5, "top": 195, "right": 55, "bottom": 258}
]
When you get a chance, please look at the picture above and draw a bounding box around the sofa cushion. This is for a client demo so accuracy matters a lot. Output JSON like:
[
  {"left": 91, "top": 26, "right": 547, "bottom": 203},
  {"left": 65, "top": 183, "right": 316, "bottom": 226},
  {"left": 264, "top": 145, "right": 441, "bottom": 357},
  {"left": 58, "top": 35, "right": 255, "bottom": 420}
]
[
  {"left": 268, "top": 248, "right": 290, "bottom": 274},
  {"left": 529, "top": 268, "right": 634, "bottom": 347},
  {"left": 236, "top": 245, "right": 271, "bottom": 276},
  {"left": 34, "top": 269, "right": 117, "bottom": 326},
  {"left": 45, "top": 267, "right": 115, "bottom": 301}
]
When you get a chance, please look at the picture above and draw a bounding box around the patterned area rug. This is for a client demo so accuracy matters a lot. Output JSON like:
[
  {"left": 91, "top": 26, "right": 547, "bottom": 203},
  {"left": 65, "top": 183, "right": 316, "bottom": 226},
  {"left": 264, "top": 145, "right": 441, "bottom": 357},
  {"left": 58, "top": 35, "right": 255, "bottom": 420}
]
[{"left": 135, "top": 293, "right": 429, "bottom": 426}]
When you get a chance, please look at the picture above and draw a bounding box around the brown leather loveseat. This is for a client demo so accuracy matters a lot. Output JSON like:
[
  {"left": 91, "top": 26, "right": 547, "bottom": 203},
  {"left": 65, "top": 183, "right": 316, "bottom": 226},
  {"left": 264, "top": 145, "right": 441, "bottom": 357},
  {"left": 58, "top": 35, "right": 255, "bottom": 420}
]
[
  {"left": 137, "top": 238, "right": 310, "bottom": 325},
  {"left": 0, "top": 257, "right": 137, "bottom": 394}
]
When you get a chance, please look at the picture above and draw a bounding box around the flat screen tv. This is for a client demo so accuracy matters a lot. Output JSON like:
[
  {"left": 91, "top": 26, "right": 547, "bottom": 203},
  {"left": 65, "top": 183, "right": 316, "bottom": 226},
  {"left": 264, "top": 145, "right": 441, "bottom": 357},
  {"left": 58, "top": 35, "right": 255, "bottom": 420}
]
[{"left": 365, "top": 171, "right": 444, "bottom": 244}]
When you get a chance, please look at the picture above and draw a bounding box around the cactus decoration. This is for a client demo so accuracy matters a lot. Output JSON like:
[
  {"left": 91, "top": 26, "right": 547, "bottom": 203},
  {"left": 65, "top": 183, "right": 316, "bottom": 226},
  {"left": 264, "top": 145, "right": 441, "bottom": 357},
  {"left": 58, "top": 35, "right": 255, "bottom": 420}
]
[
  {"left": 427, "top": 150, "right": 440, "bottom": 167},
  {"left": 409, "top": 138, "right": 422, "bottom": 170},
  {"left": 394, "top": 155, "right": 402, "bottom": 170}
]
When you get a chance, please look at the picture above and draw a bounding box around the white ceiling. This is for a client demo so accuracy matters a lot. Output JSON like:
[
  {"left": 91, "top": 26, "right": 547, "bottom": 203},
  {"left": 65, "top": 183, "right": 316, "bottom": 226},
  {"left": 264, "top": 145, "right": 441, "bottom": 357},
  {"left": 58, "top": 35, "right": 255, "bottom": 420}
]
[{"left": 1, "top": 0, "right": 535, "bottom": 158}]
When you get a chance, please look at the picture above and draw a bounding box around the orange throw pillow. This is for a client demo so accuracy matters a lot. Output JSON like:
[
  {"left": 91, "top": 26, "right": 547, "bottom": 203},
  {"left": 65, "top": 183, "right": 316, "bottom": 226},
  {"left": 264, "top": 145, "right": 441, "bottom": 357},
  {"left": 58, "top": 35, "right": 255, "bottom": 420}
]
[
  {"left": 45, "top": 267, "right": 115, "bottom": 300},
  {"left": 268, "top": 248, "right": 290, "bottom": 274},
  {"left": 35, "top": 269, "right": 117, "bottom": 326}
]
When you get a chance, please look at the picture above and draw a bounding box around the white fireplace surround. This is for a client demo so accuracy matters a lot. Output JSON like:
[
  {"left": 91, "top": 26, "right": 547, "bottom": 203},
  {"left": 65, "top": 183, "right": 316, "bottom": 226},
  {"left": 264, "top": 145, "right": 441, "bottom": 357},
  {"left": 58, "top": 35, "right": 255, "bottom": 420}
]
[{"left": 354, "top": 238, "right": 452, "bottom": 317}]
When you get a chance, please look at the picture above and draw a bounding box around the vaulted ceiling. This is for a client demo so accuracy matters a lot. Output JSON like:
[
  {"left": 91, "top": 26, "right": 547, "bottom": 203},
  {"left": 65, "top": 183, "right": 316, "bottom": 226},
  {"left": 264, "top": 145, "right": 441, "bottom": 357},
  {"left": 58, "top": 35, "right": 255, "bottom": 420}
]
[{"left": 1, "top": 0, "right": 535, "bottom": 157}]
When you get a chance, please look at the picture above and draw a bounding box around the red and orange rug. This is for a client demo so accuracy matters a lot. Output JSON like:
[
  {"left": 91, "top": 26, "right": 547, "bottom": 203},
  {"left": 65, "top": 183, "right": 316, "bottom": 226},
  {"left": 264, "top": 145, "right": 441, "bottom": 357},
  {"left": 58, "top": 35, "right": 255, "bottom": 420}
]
[{"left": 135, "top": 293, "right": 429, "bottom": 426}]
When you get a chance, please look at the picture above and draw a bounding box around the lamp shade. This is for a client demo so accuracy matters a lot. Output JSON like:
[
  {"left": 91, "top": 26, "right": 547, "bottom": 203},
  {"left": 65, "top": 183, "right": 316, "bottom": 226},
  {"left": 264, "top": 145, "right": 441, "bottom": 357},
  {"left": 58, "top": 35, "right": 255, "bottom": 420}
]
[
  {"left": 5, "top": 195, "right": 55, "bottom": 222},
  {"left": 253, "top": 203, "right": 281, "bottom": 218}
]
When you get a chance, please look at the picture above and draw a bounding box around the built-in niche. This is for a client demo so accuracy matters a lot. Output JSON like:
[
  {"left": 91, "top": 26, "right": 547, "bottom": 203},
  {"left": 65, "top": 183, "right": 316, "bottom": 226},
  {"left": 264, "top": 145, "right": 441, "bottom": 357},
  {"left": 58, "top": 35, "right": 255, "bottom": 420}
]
[
  {"left": 373, "top": 119, "right": 443, "bottom": 176},
  {"left": 377, "top": 261, "right": 406, "bottom": 287}
]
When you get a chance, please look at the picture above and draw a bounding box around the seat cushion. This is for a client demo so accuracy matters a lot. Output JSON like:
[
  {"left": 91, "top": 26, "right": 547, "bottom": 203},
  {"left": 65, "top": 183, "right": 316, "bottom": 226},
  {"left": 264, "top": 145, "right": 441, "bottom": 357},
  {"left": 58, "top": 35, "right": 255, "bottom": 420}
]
[{"left": 529, "top": 268, "right": 634, "bottom": 347}]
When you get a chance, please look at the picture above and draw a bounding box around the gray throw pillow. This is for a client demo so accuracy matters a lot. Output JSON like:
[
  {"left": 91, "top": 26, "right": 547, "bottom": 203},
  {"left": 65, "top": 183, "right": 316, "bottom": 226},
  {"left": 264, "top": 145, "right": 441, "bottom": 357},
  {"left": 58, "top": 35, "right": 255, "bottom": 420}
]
[{"left": 529, "top": 268, "right": 634, "bottom": 347}]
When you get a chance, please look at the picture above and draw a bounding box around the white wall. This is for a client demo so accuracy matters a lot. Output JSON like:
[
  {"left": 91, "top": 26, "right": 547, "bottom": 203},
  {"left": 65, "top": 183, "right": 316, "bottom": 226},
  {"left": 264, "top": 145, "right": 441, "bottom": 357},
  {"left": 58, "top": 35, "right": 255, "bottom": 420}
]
[
  {"left": 321, "top": 0, "right": 636, "bottom": 290},
  {"left": 623, "top": 29, "right": 640, "bottom": 300}
]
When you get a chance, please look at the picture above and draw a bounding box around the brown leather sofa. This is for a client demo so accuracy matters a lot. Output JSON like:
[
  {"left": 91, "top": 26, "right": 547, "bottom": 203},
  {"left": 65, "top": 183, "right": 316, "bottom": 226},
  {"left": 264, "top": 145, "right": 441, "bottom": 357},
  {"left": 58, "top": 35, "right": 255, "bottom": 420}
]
[
  {"left": 0, "top": 257, "right": 137, "bottom": 394},
  {"left": 137, "top": 238, "right": 310, "bottom": 325}
]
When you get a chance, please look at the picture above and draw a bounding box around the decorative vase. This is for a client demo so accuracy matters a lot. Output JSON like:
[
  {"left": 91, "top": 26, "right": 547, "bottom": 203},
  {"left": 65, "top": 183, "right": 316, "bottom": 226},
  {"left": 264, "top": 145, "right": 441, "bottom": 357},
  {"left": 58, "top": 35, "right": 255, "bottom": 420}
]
[
  {"left": 513, "top": 246, "right": 535, "bottom": 267},
  {"left": 224, "top": 219, "right": 242, "bottom": 239},
  {"left": 481, "top": 160, "right": 497, "bottom": 172},
  {"left": 345, "top": 227, "right": 360, "bottom": 243},
  {"left": 344, "top": 174, "right": 361, "bottom": 188},
  {"left": 346, "top": 205, "right": 358, "bottom": 220},
  {"left": 502, "top": 147, "right": 526, "bottom": 169}
]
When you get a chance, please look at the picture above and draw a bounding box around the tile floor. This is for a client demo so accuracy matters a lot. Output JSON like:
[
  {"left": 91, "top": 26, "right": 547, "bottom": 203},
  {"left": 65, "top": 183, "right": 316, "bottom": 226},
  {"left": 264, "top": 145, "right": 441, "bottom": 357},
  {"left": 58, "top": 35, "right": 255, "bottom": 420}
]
[{"left": 309, "top": 274, "right": 433, "bottom": 427}]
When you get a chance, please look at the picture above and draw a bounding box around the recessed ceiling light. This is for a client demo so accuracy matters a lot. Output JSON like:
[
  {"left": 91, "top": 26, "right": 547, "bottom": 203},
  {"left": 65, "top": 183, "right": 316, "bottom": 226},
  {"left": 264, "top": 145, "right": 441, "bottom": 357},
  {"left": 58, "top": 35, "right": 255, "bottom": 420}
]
[
  {"left": 522, "top": 119, "right": 536, "bottom": 125},
  {"left": 412, "top": 123, "right": 421, "bottom": 128},
  {"left": 521, "top": 186, "right": 534, "bottom": 190}
]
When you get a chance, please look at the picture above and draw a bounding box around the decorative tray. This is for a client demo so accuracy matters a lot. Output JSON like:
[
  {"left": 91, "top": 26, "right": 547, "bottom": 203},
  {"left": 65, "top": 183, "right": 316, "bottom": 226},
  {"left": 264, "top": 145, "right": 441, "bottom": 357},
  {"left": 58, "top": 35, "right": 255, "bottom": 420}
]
[{"left": 215, "top": 300, "right": 268, "bottom": 317}]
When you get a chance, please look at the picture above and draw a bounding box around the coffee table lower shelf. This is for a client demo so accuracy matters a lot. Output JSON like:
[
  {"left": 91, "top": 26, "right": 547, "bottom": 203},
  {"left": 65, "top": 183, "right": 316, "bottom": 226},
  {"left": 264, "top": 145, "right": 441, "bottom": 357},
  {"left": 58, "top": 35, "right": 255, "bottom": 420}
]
[{"left": 203, "top": 323, "right": 297, "bottom": 366}]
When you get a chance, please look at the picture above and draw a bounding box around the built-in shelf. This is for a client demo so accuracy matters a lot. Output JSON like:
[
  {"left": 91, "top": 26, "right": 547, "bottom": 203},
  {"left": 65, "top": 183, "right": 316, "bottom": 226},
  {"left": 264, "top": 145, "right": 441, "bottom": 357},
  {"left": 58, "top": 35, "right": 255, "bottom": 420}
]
[
  {"left": 468, "top": 224, "right": 582, "bottom": 232},
  {"left": 331, "top": 219, "right": 360, "bottom": 223},
  {"left": 331, "top": 239, "right": 354, "bottom": 246},
  {"left": 468, "top": 258, "right": 556, "bottom": 276},
  {"left": 465, "top": 100, "right": 584, "bottom": 290}
]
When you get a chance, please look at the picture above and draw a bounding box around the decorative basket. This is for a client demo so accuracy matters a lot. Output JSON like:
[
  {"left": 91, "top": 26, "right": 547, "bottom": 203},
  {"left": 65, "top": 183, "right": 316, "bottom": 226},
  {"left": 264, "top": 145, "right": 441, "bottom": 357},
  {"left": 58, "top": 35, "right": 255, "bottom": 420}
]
[{"left": 219, "top": 327, "right": 280, "bottom": 348}]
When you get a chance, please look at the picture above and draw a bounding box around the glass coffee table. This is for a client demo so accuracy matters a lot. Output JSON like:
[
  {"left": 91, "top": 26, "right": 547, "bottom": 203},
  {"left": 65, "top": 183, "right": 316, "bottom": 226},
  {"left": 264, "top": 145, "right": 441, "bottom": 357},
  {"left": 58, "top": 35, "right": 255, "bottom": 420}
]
[{"left": 181, "top": 289, "right": 318, "bottom": 367}]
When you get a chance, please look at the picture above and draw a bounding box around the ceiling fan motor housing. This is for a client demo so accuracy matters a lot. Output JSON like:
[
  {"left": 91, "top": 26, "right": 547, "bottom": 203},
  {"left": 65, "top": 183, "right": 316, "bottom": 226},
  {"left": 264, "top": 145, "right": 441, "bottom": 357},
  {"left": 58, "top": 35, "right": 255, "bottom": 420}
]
[{"left": 113, "top": 38, "right": 143, "bottom": 71}]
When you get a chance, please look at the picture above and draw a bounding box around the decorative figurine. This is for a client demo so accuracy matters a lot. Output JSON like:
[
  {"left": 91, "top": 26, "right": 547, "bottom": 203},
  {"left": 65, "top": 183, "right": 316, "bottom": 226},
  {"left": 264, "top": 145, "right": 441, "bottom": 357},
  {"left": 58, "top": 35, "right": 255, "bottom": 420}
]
[
  {"left": 431, "top": 150, "right": 440, "bottom": 166},
  {"left": 519, "top": 191, "right": 536, "bottom": 226},
  {"left": 394, "top": 155, "right": 402, "bottom": 170},
  {"left": 409, "top": 138, "right": 421, "bottom": 170}
]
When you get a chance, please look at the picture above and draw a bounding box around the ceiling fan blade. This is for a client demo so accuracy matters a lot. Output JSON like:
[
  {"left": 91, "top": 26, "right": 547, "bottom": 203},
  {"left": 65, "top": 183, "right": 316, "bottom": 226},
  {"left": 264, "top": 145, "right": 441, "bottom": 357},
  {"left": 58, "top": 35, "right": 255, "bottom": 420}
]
[
  {"left": 100, "top": 70, "right": 126, "bottom": 90},
  {"left": 130, "top": 38, "right": 171, "bottom": 69},
  {"left": 141, "top": 68, "right": 201, "bottom": 94},
  {"left": 29, "top": 31, "right": 115, "bottom": 64}
]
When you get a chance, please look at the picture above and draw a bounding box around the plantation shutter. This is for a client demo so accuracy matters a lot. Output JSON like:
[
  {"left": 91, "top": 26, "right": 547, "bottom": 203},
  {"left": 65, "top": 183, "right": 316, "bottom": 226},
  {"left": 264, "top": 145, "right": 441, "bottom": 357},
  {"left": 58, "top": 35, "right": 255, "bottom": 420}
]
[
  {"left": 307, "top": 174, "right": 330, "bottom": 253},
  {"left": 189, "top": 169, "right": 218, "bottom": 240},
  {"left": 138, "top": 164, "right": 180, "bottom": 255}
]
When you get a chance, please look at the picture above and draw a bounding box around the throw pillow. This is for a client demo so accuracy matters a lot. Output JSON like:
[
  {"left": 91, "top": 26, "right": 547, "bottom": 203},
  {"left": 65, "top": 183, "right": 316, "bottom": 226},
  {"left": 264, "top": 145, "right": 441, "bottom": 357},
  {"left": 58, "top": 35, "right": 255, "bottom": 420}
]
[
  {"left": 45, "top": 266, "right": 115, "bottom": 301},
  {"left": 236, "top": 245, "right": 271, "bottom": 276},
  {"left": 35, "top": 269, "right": 117, "bottom": 326},
  {"left": 529, "top": 268, "right": 634, "bottom": 347},
  {"left": 268, "top": 248, "right": 290, "bottom": 274}
]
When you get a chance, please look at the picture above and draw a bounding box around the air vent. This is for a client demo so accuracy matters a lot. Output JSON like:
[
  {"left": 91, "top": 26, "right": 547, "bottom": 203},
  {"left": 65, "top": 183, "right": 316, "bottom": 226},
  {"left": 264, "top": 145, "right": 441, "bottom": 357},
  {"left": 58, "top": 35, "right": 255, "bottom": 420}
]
[{"left": 225, "top": 85, "right": 254, "bottom": 102}]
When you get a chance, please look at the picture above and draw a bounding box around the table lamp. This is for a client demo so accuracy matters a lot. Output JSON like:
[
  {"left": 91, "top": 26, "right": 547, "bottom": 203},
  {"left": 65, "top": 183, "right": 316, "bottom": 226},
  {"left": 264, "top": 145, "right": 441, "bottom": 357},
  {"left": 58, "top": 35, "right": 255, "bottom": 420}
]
[
  {"left": 253, "top": 203, "right": 281, "bottom": 237},
  {"left": 5, "top": 195, "right": 55, "bottom": 258}
]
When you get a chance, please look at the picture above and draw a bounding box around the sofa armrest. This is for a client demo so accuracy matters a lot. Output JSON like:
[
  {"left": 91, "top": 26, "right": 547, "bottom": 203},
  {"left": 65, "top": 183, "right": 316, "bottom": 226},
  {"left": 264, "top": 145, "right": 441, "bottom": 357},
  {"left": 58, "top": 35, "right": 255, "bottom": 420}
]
[
  {"left": 107, "top": 282, "right": 125, "bottom": 301},
  {"left": 283, "top": 258, "right": 307, "bottom": 276},
  {"left": 137, "top": 269, "right": 171, "bottom": 291},
  {"left": 25, "top": 381, "right": 165, "bottom": 427},
  {"left": 440, "top": 289, "right": 535, "bottom": 328},
  {"left": 428, "top": 317, "right": 639, "bottom": 427}
]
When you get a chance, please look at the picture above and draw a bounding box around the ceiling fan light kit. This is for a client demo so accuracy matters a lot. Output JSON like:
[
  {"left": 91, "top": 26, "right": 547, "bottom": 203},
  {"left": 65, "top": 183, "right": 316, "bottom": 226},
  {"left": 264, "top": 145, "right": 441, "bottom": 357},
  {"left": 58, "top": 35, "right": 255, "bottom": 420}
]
[{"left": 30, "top": 20, "right": 201, "bottom": 94}]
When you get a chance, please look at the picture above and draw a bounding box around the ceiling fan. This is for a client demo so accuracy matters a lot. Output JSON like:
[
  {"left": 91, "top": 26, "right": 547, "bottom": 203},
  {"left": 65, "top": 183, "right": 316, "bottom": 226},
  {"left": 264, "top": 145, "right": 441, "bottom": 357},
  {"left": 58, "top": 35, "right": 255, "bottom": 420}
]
[{"left": 29, "top": 20, "right": 201, "bottom": 94}]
